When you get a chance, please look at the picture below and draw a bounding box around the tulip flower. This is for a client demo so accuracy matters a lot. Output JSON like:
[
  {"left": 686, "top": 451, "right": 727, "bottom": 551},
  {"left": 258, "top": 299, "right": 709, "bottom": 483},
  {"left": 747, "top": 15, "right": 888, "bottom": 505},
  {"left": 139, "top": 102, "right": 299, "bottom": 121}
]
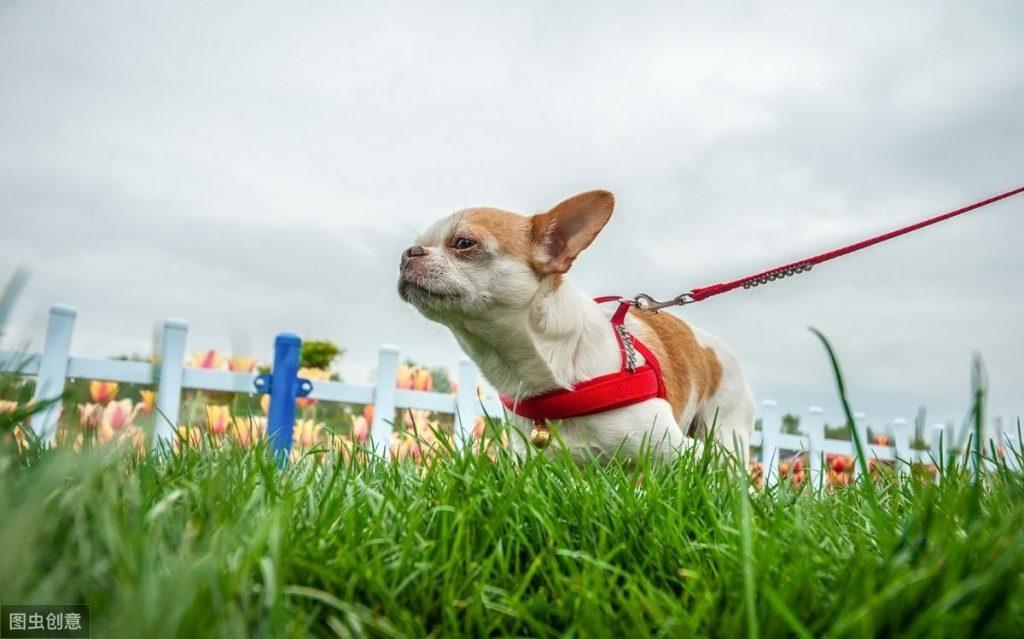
[
  {"left": 139, "top": 390, "right": 156, "bottom": 415},
  {"left": 832, "top": 457, "right": 847, "bottom": 473},
  {"left": 101, "top": 399, "right": 138, "bottom": 432},
  {"left": 89, "top": 380, "right": 119, "bottom": 404},
  {"left": 779, "top": 461, "right": 790, "bottom": 478},
  {"left": 260, "top": 393, "right": 270, "bottom": 415},
  {"left": 352, "top": 415, "right": 370, "bottom": 443},
  {"left": 404, "top": 408, "right": 432, "bottom": 433},
  {"left": 292, "top": 419, "right": 323, "bottom": 449},
  {"left": 109, "top": 425, "right": 145, "bottom": 453},
  {"left": 77, "top": 403, "right": 103, "bottom": 430},
  {"left": 873, "top": 435, "right": 891, "bottom": 446},
  {"left": 472, "top": 415, "right": 487, "bottom": 439},
  {"left": 363, "top": 404, "right": 374, "bottom": 424},
  {"left": 231, "top": 416, "right": 267, "bottom": 448},
  {"left": 11, "top": 425, "right": 28, "bottom": 454},
  {"left": 0, "top": 399, "right": 18, "bottom": 413},
  {"left": 397, "top": 364, "right": 415, "bottom": 390},
  {"left": 228, "top": 356, "right": 257, "bottom": 373},
  {"left": 749, "top": 462, "right": 765, "bottom": 489},
  {"left": 174, "top": 426, "right": 204, "bottom": 453},
  {"left": 206, "top": 405, "right": 232, "bottom": 436},
  {"left": 188, "top": 350, "right": 226, "bottom": 370},
  {"left": 832, "top": 471, "right": 851, "bottom": 487},
  {"left": 412, "top": 368, "right": 433, "bottom": 392}
]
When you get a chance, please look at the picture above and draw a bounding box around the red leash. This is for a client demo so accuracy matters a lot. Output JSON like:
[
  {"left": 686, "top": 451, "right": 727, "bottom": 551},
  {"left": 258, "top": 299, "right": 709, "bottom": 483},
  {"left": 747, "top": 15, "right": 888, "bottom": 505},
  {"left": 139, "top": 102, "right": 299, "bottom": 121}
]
[{"left": 632, "top": 184, "right": 1024, "bottom": 311}]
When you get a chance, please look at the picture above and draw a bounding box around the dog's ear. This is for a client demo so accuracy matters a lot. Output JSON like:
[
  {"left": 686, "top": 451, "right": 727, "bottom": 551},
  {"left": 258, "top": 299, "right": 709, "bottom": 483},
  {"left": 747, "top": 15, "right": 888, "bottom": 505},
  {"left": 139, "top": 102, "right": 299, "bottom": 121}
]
[{"left": 531, "top": 190, "right": 615, "bottom": 274}]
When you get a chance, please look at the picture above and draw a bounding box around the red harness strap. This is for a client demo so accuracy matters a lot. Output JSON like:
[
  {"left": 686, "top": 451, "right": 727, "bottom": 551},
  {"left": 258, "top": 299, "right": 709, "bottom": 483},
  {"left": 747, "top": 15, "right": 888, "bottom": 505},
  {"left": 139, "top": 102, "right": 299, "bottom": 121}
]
[{"left": 500, "top": 298, "right": 668, "bottom": 422}]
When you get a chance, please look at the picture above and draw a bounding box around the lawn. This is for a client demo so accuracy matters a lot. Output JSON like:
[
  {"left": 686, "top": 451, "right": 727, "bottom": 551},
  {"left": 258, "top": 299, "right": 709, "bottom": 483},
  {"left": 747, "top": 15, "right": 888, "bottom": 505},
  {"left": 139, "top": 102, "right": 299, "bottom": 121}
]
[{"left": 1, "top": 421, "right": 1023, "bottom": 638}]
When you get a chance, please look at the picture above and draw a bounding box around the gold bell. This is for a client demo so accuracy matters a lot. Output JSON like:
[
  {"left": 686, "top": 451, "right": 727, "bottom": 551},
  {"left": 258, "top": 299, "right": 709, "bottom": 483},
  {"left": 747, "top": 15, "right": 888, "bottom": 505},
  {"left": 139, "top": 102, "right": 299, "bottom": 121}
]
[{"left": 530, "top": 420, "right": 552, "bottom": 449}]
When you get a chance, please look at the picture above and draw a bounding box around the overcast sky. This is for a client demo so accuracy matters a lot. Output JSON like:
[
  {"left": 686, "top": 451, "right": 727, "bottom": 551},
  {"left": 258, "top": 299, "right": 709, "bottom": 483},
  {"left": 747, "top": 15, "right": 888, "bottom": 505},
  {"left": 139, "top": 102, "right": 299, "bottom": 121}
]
[{"left": 1, "top": 1, "right": 1022, "bottom": 429}]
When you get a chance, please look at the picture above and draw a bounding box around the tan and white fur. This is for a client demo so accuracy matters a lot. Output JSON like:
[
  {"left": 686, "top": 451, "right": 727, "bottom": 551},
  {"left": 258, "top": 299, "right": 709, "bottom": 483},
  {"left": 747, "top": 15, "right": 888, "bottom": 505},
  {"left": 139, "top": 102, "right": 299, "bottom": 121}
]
[{"left": 398, "top": 190, "right": 754, "bottom": 462}]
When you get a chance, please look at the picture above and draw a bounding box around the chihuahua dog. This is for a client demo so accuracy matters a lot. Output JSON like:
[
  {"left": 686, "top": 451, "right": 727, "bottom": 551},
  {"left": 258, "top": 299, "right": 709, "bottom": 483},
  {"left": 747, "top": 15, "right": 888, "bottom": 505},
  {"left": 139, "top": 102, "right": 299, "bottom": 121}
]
[{"left": 398, "top": 190, "right": 754, "bottom": 461}]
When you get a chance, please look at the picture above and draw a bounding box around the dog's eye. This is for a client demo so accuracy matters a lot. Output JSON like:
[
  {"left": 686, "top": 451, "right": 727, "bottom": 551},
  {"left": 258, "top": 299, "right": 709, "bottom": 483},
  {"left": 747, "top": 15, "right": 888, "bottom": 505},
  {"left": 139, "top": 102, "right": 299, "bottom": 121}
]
[{"left": 453, "top": 237, "right": 477, "bottom": 251}]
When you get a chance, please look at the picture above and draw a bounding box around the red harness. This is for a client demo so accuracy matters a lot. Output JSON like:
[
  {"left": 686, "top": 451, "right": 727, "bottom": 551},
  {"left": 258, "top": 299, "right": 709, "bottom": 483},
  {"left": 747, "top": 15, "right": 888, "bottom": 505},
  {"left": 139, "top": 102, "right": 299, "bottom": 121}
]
[{"left": 499, "top": 297, "right": 668, "bottom": 422}]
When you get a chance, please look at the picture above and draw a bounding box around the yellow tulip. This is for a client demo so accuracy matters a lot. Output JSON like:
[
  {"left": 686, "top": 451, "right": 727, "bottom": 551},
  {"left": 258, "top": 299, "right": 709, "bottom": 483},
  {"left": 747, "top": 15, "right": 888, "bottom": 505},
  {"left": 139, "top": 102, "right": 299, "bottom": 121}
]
[
  {"left": 11, "top": 425, "right": 29, "bottom": 454},
  {"left": 89, "top": 380, "right": 119, "bottom": 404},
  {"left": 228, "top": 356, "right": 257, "bottom": 373},
  {"left": 139, "top": 390, "right": 156, "bottom": 415},
  {"left": 260, "top": 394, "right": 270, "bottom": 415},
  {"left": 174, "top": 426, "right": 204, "bottom": 453},
  {"left": 412, "top": 368, "right": 433, "bottom": 392},
  {"left": 396, "top": 364, "right": 413, "bottom": 390},
  {"left": 0, "top": 399, "right": 18, "bottom": 413},
  {"left": 206, "top": 404, "right": 232, "bottom": 436},
  {"left": 231, "top": 416, "right": 267, "bottom": 448},
  {"left": 292, "top": 419, "right": 323, "bottom": 449}
]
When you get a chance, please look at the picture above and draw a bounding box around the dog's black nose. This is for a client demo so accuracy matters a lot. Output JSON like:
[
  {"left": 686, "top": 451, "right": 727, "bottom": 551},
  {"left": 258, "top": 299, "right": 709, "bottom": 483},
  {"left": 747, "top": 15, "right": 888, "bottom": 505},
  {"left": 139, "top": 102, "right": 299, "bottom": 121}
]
[{"left": 401, "top": 244, "right": 426, "bottom": 269}]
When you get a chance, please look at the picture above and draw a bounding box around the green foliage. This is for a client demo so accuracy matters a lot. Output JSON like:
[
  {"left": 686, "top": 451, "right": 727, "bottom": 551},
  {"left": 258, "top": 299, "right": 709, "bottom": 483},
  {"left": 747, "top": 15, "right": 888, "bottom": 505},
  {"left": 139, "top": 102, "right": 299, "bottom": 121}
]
[
  {"left": 781, "top": 412, "right": 800, "bottom": 435},
  {"left": 1, "top": 421, "right": 1022, "bottom": 637},
  {"left": 429, "top": 366, "right": 451, "bottom": 394},
  {"left": 300, "top": 340, "right": 343, "bottom": 371}
]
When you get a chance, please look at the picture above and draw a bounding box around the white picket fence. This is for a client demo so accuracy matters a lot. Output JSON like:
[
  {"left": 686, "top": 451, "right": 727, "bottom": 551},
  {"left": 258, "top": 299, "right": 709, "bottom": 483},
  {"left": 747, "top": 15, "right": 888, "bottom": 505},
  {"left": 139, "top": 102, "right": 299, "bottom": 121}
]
[
  {"left": 753, "top": 400, "right": 1022, "bottom": 488},
  {"left": 0, "top": 304, "right": 503, "bottom": 455},
  {"left": 2, "top": 304, "right": 1021, "bottom": 477}
]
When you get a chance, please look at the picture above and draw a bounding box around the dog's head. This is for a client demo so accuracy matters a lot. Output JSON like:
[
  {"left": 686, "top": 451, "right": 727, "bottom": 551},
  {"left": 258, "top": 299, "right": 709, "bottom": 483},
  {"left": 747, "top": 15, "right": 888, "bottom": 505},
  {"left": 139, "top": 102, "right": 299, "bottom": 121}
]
[{"left": 398, "top": 190, "right": 614, "bottom": 322}]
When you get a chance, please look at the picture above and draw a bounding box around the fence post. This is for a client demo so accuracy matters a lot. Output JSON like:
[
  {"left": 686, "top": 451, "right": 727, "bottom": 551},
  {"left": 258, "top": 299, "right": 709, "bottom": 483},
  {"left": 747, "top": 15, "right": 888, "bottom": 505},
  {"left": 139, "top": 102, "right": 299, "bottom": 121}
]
[
  {"left": 852, "top": 412, "right": 869, "bottom": 479},
  {"left": 806, "top": 406, "right": 825, "bottom": 489},
  {"left": 454, "top": 357, "right": 479, "bottom": 450},
  {"left": 371, "top": 345, "right": 400, "bottom": 457},
  {"left": 892, "top": 418, "right": 910, "bottom": 477},
  {"left": 265, "top": 333, "right": 304, "bottom": 462},
  {"left": 154, "top": 318, "right": 188, "bottom": 446},
  {"left": 29, "top": 304, "right": 76, "bottom": 443},
  {"left": 761, "top": 399, "right": 780, "bottom": 488},
  {"left": 931, "top": 423, "right": 948, "bottom": 484}
]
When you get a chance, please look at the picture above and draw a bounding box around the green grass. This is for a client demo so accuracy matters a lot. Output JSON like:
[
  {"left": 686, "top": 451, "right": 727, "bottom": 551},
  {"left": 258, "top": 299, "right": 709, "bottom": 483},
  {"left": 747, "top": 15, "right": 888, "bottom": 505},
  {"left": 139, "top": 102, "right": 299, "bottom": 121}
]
[{"left": 1, "top": 424, "right": 1023, "bottom": 638}]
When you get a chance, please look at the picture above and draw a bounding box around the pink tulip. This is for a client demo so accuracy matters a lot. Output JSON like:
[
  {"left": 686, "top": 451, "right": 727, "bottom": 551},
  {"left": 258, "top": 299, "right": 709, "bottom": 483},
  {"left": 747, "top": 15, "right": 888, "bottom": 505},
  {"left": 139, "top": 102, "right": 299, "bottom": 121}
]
[
  {"left": 352, "top": 415, "right": 370, "bottom": 443},
  {"left": 206, "top": 405, "right": 232, "bottom": 436},
  {"left": 189, "top": 350, "right": 225, "bottom": 370},
  {"left": 102, "top": 399, "right": 137, "bottom": 432}
]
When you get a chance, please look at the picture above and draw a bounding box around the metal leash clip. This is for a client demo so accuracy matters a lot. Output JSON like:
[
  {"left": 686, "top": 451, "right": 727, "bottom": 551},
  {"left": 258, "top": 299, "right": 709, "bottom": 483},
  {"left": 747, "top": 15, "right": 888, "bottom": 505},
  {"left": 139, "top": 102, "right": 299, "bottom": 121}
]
[{"left": 631, "top": 292, "right": 696, "bottom": 313}]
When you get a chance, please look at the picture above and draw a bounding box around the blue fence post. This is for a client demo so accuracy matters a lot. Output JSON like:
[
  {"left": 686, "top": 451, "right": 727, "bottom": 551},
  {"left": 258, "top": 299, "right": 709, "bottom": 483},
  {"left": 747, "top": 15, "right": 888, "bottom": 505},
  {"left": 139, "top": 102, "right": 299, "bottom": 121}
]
[{"left": 254, "top": 333, "right": 312, "bottom": 464}]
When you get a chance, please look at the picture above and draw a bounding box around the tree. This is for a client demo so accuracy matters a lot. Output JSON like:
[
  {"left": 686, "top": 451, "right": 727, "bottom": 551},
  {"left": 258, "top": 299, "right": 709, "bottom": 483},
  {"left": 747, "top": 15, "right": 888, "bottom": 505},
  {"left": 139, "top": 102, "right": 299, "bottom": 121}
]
[
  {"left": 781, "top": 413, "right": 801, "bottom": 435},
  {"left": 301, "top": 340, "right": 344, "bottom": 371}
]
